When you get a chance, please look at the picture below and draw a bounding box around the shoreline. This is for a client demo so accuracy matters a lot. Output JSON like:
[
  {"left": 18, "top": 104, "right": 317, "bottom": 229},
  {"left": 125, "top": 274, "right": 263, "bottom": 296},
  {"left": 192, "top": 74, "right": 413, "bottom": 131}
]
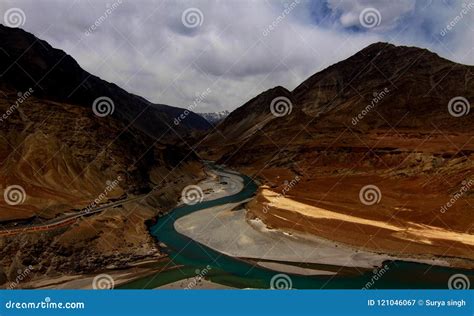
[
  {"left": 27, "top": 165, "right": 472, "bottom": 289},
  {"left": 173, "top": 170, "right": 474, "bottom": 273}
]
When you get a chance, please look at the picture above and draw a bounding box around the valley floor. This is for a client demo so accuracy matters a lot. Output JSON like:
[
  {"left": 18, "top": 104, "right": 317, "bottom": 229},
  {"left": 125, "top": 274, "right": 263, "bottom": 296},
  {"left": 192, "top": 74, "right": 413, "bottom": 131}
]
[
  {"left": 174, "top": 169, "right": 472, "bottom": 278},
  {"left": 12, "top": 165, "right": 474, "bottom": 289}
]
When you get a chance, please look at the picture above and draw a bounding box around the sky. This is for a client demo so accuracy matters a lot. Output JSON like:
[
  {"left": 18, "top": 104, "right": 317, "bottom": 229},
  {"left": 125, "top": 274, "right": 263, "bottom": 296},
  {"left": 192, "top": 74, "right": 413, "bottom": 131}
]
[{"left": 0, "top": 0, "right": 473, "bottom": 113}]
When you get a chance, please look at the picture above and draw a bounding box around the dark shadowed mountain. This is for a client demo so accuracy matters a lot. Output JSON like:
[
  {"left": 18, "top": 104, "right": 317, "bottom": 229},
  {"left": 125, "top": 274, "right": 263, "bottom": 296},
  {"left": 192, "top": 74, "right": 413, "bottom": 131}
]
[
  {"left": 0, "top": 25, "right": 211, "bottom": 140},
  {"left": 0, "top": 24, "right": 212, "bottom": 223},
  {"left": 0, "top": 25, "right": 211, "bottom": 279}
]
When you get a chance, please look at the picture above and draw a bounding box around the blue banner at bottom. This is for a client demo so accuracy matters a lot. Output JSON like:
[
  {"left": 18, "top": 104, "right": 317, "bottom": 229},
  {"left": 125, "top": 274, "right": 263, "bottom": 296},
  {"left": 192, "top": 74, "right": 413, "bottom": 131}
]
[{"left": 0, "top": 290, "right": 472, "bottom": 316}]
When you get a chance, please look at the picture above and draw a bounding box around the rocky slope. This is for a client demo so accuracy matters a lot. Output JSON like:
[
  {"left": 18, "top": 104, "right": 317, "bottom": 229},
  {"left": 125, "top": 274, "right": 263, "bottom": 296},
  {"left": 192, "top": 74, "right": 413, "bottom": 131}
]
[
  {"left": 0, "top": 26, "right": 207, "bottom": 287},
  {"left": 201, "top": 86, "right": 293, "bottom": 160},
  {"left": 200, "top": 42, "right": 474, "bottom": 266}
]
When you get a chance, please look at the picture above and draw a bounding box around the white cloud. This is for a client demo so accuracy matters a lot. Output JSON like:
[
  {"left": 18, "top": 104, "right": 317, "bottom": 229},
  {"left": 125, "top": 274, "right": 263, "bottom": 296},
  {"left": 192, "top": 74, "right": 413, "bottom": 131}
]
[
  {"left": 328, "top": 0, "right": 415, "bottom": 31},
  {"left": 0, "top": 0, "right": 472, "bottom": 112}
]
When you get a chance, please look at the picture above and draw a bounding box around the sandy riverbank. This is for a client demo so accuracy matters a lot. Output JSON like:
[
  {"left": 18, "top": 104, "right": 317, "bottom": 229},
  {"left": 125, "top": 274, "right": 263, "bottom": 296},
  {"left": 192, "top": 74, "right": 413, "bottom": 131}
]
[{"left": 175, "top": 201, "right": 451, "bottom": 272}]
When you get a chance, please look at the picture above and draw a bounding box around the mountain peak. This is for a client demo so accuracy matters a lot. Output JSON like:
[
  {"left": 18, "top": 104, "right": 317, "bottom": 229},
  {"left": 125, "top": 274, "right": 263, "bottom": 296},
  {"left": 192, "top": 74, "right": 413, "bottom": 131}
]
[
  {"left": 292, "top": 41, "right": 460, "bottom": 117},
  {"left": 198, "top": 110, "right": 230, "bottom": 125},
  {"left": 361, "top": 41, "right": 395, "bottom": 51},
  {"left": 237, "top": 85, "right": 292, "bottom": 113},
  {"left": 354, "top": 41, "right": 443, "bottom": 63}
]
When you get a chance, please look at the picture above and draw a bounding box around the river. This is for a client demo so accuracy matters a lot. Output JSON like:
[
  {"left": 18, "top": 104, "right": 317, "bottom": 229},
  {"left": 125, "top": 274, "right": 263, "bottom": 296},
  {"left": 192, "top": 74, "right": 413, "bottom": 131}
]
[{"left": 119, "top": 167, "right": 473, "bottom": 289}]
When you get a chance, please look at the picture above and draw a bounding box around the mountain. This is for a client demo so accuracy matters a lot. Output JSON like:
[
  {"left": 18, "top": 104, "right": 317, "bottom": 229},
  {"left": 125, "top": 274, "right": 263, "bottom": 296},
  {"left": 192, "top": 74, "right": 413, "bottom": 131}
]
[
  {"left": 201, "top": 86, "right": 293, "bottom": 159},
  {"left": 198, "top": 110, "right": 230, "bottom": 125},
  {"left": 0, "top": 25, "right": 211, "bottom": 139},
  {"left": 0, "top": 26, "right": 207, "bottom": 280},
  {"left": 199, "top": 42, "right": 474, "bottom": 265}
]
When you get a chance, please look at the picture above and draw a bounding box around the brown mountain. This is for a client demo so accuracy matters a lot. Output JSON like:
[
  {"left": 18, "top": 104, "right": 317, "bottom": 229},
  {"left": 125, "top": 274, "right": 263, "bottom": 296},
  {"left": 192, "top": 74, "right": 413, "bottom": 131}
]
[
  {"left": 200, "top": 42, "right": 474, "bottom": 266},
  {"left": 202, "top": 85, "right": 293, "bottom": 160},
  {"left": 0, "top": 26, "right": 207, "bottom": 282}
]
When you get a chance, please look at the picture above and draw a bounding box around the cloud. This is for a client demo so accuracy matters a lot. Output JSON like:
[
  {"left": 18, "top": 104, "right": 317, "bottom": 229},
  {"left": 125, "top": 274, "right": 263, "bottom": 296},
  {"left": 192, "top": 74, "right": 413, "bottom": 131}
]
[
  {"left": 328, "top": 0, "right": 416, "bottom": 31},
  {"left": 0, "top": 0, "right": 472, "bottom": 113}
]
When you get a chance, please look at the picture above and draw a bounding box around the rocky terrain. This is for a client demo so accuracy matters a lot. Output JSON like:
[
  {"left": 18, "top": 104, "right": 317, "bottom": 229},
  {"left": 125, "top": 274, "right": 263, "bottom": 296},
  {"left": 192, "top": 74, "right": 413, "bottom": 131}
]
[
  {"left": 0, "top": 26, "right": 208, "bottom": 287},
  {"left": 200, "top": 43, "right": 474, "bottom": 266}
]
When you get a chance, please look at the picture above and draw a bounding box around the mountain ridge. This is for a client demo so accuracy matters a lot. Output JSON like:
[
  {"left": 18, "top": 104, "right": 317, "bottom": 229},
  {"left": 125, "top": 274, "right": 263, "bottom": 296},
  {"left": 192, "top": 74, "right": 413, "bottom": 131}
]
[
  {"left": 0, "top": 25, "right": 208, "bottom": 280},
  {"left": 203, "top": 41, "right": 473, "bottom": 153},
  {"left": 0, "top": 25, "right": 211, "bottom": 139},
  {"left": 198, "top": 110, "right": 230, "bottom": 125},
  {"left": 198, "top": 41, "right": 474, "bottom": 265}
]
